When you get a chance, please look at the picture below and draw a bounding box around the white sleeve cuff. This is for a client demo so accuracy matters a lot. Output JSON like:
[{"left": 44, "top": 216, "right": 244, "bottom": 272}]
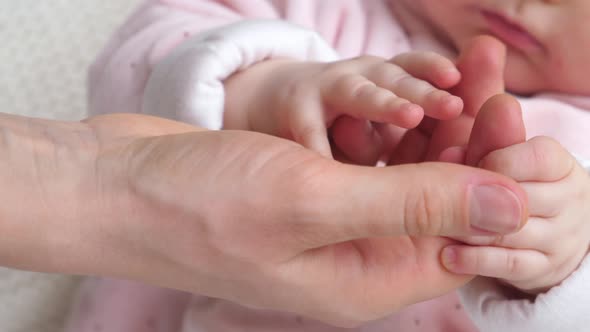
[
  {"left": 574, "top": 155, "right": 590, "bottom": 172},
  {"left": 459, "top": 253, "right": 590, "bottom": 332},
  {"left": 142, "top": 20, "right": 340, "bottom": 130}
]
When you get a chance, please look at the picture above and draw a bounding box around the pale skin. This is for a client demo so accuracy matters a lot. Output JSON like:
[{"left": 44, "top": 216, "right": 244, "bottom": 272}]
[
  {"left": 390, "top": 0, "right": 590, "bottom": 95},
  {"left": 443, "top": 110, "right": 590, "bottom": 294},
  {"left": 2, "top": 2, "right": 585, "bottom": 326},
  {"left": 224, "top": 7, "right": 590, "bottom": 297},
  {"left": 0, "top": 69, "right": 528, "bottom": 326},
  {"left": 224, "top": 51, "right": 464, "bottom": 165},
  {"left": 388, "top": 0, "right": 590, "bottom": 294}
]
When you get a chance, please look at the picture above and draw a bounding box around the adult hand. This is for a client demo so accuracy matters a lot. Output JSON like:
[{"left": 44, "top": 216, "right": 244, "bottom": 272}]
[
  {"left": 44, "top": 113, "right": 524, "bottom": 327},
  {"left": 0, "top": 40, "right": 525, "bottom": 327}
]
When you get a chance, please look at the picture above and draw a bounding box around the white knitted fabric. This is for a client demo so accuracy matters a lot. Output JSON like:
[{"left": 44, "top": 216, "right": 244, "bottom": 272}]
[{"left": 0, "top": 1, "right": 140, "bottom": 331}]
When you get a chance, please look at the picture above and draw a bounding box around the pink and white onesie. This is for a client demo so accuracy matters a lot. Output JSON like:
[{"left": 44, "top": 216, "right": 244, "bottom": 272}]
[{"left": 66, "top": 1, "right": 590, "bottom": 331}]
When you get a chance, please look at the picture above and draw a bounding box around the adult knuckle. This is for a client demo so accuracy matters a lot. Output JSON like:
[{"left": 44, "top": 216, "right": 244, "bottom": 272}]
[
  {"left": 281, "top": 161, "right": 337, "bottom": 238},
  {"left": 403, "top": 183, "right": 444, "bottom": 235},
  {"left": 285, "top": 165, "right": 324, "bottom": 210}
]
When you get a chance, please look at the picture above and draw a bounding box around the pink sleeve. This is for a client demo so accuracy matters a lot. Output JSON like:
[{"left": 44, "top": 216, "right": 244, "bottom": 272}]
[
  {"left": 88, "top": 0, "right": 409, "bottom": 128},
  {"left": 88, "top": 0, "right": 279, "bottom": 118},
  {"left": 519, "top": 95, "right": 590, "bottom": 160}
]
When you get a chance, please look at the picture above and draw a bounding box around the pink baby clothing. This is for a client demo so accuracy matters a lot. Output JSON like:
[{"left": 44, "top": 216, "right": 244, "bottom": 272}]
[{"left": 68, "top": 1, "right": 590, "bottom": 332}]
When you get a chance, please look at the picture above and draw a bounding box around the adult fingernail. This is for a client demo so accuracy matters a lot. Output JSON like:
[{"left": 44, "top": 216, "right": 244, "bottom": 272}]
[{"left": 470, "top": 185, "right": 522, "bottom": 234}]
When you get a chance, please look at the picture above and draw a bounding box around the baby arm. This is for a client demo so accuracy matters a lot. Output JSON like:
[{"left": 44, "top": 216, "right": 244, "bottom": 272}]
[
  {"left": 223, "top": 52, "right": 463, "bottom": 163},
  {"left": 444, "top": 137, "right": 590, "bottom": 331}
]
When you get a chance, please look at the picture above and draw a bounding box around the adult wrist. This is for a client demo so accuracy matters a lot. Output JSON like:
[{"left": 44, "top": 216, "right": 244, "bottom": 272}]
[
  {"left": 0, "top": 114, "right": 101, "bottom": 273},
  {"left": 72, "top": 116, "right": 213, "bottom": 287}
]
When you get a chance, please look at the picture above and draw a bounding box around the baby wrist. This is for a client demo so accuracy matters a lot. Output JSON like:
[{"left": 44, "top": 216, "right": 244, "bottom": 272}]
[
  {"left": 224, "top": 59, "right": 304, "bottom": 131},
  {"left": 143, "top": 20, "right": 339, "bottom": 130}
]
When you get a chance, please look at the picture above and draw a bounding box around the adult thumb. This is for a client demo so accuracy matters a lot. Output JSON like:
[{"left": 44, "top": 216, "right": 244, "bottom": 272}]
[{"left": 305, "top": 162, "right": 528, "bottom": 247}]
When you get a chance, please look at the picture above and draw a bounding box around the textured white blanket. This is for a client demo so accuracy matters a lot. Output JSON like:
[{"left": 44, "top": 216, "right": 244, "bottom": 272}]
[{"left": 0, "top": 1, "right": 140, "bottom": 331}]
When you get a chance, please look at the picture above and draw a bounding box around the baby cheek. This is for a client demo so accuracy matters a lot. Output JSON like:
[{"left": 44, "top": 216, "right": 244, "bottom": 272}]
[
  {"left": 503, "top": 53, "right": 542, "bottom": 95},
  {"left": 542, "top": 29, "right": 590, "bottom": 94},
  {"left": 549, "top": 52, "right": 590, "bottom": 95},
  {"left": 550, "top": 46, "right": 566, "bottom": 72}
]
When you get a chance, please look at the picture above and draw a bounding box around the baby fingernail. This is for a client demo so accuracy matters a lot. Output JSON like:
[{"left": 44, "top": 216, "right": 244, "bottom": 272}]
[
  {"left": 442, "top": 247, "right": 457, "bottom": 268},
  {"left": 470, "top": 185, "right": 522, "bottom": 234}
]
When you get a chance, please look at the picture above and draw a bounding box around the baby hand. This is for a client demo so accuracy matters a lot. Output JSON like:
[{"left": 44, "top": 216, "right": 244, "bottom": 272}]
[
  {"left": 443, "top": 137, "right": 590, "bottom": 293},
  {"left": 224, "top": 52, "right": 463, "bottom": 164}
]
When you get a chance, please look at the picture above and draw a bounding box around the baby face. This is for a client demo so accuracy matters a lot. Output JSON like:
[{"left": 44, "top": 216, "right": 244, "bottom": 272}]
[{"left": 398, "top": 0, "right": 590, "bottom": 95}]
